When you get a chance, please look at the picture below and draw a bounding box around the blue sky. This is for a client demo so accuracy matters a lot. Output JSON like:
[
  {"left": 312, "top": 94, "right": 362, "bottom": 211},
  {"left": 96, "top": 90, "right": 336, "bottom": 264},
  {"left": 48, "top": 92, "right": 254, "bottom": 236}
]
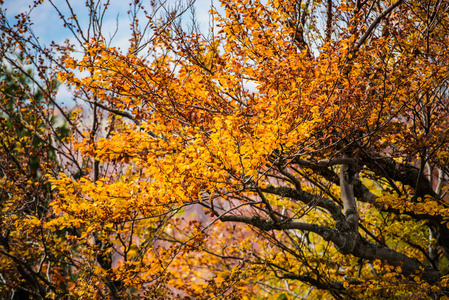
[
  {"left": 2, "top": 0, "right": 215, "bottom": 50},
  {"left": 2, "top": 0, "right": 217, "bottom": 104}
]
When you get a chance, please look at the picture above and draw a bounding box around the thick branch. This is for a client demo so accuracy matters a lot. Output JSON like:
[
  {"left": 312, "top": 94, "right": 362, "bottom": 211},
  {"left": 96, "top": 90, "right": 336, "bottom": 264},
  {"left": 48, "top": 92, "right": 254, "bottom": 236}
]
[
  {"left": 260, "top": 185, "right": 345, "bottom": 224},
  {"left": 353, "top": 240, "right": 440, "bottom": 284},
  {"left": 295, "top": 157, "right": 356, "bottom": 168},
  {"left": 354, "top": 0, "right": 404, "bottom": 51},
  {"left": 219, "top": 215, "right": 440, "bottom": 284},
  {"left": 339, "top": 157, "right": 359, "bottom": 230},
  {"left": 326, "top": 0, "right": 333, "bottom": 42},
  {"left": 83, "top": 98, "right": 160, "bottom": 139},
  {"left": 295, "top": 154, "right": 449, "bottom": 260},
  {"left": 362, "top": 151, "right": 437, "bottom": 198},
  {"left": 219, "top": 215, "right": 345, "bottom": 246}
]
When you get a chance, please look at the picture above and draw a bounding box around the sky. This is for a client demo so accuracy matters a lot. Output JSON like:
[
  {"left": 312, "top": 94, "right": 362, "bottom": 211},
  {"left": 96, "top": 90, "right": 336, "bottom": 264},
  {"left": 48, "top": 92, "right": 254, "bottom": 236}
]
[
  {"left": 1, "top": 0, "right": 217, "bottom": 104},
  {"left": 2, "top": 0, "right": 215, "bottom": 50}
]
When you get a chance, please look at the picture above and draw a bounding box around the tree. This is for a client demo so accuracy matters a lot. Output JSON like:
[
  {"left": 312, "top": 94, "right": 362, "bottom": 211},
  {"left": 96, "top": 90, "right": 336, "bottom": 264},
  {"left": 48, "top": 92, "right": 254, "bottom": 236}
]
[
  {"left": 0, "top": 2, "right": 116, "bottom": 298},
  {"left": 0, "top": 53, "right": 73, "bottom": 298},
  {"left": 3, "top": 0, "right": 449, "bottom": 298}
]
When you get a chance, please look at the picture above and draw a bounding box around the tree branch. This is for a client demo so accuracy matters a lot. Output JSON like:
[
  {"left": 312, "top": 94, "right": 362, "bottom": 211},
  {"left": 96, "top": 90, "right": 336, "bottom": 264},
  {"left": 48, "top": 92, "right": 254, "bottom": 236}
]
[
  {"left": 339, "top": 154, "right": 359, "bottom": 230},
  {"left": 260, "top": 185, "right": 345, "bottom": 224},
  {"left": 354, "top": 0, "right": 405, "bottom": 52},
  {"left": 362, "top": 151, "right": 438, "bottom": 198},
  {"left": 219, "top": 215, "right": 440, "bottom": 284}
]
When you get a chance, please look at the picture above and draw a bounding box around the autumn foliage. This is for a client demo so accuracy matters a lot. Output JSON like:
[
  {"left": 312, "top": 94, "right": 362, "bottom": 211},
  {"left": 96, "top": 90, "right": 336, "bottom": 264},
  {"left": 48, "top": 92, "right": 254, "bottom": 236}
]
[{"left": 2, "top": 0, "right": 449, "bottom": 298}]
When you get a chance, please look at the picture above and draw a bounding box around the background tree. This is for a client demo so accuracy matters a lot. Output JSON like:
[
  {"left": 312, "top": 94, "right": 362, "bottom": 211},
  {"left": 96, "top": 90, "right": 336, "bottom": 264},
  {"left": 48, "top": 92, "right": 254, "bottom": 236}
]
[
  {"left": 3, "top": 0, "right": 449, "bottom": 299},
  {"left": 0, "top": 2, "right": 128, "bottom": 298},
  {"left": 0, "top": 52, "right": 72, "bottom": 298}
]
